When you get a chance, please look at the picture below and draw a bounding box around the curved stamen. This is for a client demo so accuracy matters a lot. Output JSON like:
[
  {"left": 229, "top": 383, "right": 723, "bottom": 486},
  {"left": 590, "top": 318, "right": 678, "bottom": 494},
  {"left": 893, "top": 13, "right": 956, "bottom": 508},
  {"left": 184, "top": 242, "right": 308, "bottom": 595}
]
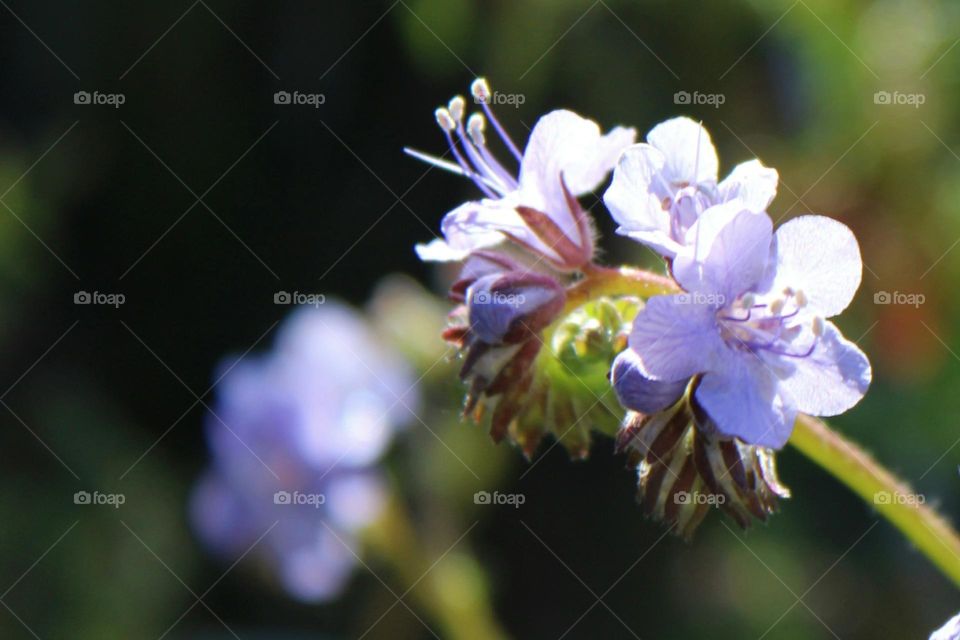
[
  {"left": 468, "top": 114, "right": 519, "bottom": 190},
  {"left": 436, "top": 108, "right": 496, "bottom": 198},
  {"left": 471, "top": 78, "right": 523, "bottom": 162}
]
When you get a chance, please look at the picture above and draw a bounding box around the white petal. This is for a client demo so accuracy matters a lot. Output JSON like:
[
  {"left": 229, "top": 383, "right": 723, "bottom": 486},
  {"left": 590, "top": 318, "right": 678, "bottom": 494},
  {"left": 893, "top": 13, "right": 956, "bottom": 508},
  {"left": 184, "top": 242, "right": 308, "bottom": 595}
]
[
  {"left": 646, "top": 117, "right": 719, "bottom": 187},
  {"left": 603, "top": 143, "right": 677, "bottom": 255},
  {"left": 419, "top": 199, "right": 544, "bottom": 262},
  {"left": 718, "top": 159, "right": 779, "bottom": 212},
  {"left": 777, "top": 321, "right": 871, "bottom": 417},
  {"left": 519, "top": 110, "right": 635, "bottom": 240},
  {"left": 769, "top": 215, "right": 862, "bottom": 318}
]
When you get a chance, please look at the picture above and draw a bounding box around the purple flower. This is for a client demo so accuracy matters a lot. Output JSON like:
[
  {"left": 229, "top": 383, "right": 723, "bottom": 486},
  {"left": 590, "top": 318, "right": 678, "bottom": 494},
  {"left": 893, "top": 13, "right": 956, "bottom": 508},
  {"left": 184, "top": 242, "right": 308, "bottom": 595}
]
[
  {"left": 612, "top": 207, "right": 871, "bottom": 449},
  {"left": 191, "top": 303, "right": 416, "bottom": 602},
  {"left": 604, "top": 117, "right": 778, "bottom": 257},
  {"left": 410, "top": 78, "right": 635, "bottom": 269},
  {"left": 931, "top": 612, "right": 960, "bottom": 640}
]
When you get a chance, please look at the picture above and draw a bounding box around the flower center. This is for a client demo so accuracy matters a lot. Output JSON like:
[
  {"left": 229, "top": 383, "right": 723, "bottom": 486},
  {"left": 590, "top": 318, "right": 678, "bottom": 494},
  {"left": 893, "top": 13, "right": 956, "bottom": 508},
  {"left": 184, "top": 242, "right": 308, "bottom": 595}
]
[{"left": 717, "top": 288, "right": 824, "bottom": 360}]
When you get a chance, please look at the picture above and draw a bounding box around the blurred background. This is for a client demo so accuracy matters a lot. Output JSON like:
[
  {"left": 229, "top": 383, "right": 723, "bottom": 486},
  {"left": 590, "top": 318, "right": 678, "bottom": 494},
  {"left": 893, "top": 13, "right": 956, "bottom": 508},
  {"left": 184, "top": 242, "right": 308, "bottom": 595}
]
[{"left": 1, "top": 0, "right": 959, "bottom": 638}]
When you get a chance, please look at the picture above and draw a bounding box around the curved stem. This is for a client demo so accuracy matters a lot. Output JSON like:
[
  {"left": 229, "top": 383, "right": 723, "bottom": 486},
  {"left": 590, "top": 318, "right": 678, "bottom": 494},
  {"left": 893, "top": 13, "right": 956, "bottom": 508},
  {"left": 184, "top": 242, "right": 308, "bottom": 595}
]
[
  {"left": 791, "top": 414, "right": 960, "bottom": 588},
  {"left": 565, "top": 264, "right": 679, "bottom": 313}
]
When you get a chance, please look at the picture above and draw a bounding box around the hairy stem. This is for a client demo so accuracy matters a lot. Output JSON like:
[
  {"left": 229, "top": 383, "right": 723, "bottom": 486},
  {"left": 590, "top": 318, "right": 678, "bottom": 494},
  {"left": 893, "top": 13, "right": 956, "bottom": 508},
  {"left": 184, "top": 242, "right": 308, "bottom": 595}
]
[{"left": 791, "top": 414, "right": 960, "bottom": 588}]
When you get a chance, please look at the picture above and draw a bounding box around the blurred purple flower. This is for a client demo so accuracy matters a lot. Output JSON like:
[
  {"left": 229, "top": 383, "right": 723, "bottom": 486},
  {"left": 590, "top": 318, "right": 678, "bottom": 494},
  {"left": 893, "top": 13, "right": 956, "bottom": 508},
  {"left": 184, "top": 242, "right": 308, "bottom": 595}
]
[
  {"left": 604, "top": 117, "right": 778, "bottom": 257},
  {"left": 191, "top": 303, "right": 417, "bottom": 602},
  {"left": 410, "top": 78, "right": 635, "bottom": 270},
  {"left": 932, "top": 612, "right": 960, "bottom": 640},
  {"left": 612, "top": 209, "right": 871, "bottom": 449}
]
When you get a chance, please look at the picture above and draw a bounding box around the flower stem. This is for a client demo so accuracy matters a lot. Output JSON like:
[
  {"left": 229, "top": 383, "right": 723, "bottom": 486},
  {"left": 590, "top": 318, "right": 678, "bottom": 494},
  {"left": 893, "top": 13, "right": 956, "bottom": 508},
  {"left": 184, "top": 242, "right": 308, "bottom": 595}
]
[
  {"left": 566, "top": 264, "right": 678, "bottom": 313},
  {"left": 364, "top": 498, "right": 510, "bottom": 640},
  {"left": 791, "top": 414, "right": 960, "bottom": 588}
]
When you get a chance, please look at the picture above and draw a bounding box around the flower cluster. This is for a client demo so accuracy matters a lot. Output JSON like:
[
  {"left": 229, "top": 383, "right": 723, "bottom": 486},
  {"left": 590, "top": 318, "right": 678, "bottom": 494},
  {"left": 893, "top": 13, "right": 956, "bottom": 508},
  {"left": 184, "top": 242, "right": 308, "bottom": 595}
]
[
  {"left": 190, "top": 303, "right": 417, "bottom": 601},
  {"left": 409, "top": 78, "right": 637, "bottom": 455},
  {"left": 412, "top": 79, "right": 870, "bottom": 533},
  {"left": 609, "top": 118, "right": 871, "bottom": 533}
]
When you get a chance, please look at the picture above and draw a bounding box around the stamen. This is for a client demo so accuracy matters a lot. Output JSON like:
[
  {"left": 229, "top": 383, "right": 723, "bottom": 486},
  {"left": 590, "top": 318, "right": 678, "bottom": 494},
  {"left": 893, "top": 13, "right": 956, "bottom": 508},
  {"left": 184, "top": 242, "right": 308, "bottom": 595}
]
[
  {"left": 467, "top": 113, "right": 485, "bottom": 145},
  {"left": 402, "top": 148, "right": 503, "bottom": 191},
  {"left": 795, "top": 289, "right": 808, "bottom": 308},
  {"left": 769, "top": 298, "right": 785, "bottom": 316},
  {"left": 435, "top": 107, "right": 456, "bottom": 133},
  {"left": 740, "top": 293, "right": 756, "bottom": 309},
  {"left": 436, "top": 107, "right": 496, "bottom": 197},
  {"left": 448, "top": 96, "right": 466, "bottom": 123},
  {"left": 466, "top": 113, "right": 518, "bottom": 190},
  {"left": 812, "top": 316, "right": 825, "bottom": 337},
  {"left": 471, "top": 77, "right": 523, "bottom": 162}
]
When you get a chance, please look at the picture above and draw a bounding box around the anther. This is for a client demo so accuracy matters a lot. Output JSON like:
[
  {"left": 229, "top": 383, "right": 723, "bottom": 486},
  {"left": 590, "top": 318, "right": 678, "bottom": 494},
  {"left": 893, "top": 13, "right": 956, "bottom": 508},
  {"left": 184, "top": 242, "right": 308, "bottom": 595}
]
[
  {"left": 435, "top": 108, "right": 456, "bottom": 132},
  {"left": 448, "top": 96, "right": 466, "bottom": 122},
  {"left": 471, "top": 78, "right": 491, "bottom": 103}
]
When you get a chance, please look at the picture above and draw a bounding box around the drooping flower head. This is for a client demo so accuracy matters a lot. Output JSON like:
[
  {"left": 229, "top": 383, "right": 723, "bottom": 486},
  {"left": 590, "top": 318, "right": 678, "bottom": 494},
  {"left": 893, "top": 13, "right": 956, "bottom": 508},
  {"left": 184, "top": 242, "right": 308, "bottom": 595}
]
[
  {"left": 604, "top": 117, "right": 778, "bottom": 257},
  {"left": 408, "top": 79, "right": 638, "bottom": 453},
  {"left": 191, "top": 303, "right": 417, "bottom": 602},
  {"left": 931, "top": 612, "right": 960, "bottom": 640},
  {"left": 410, "top": 78, "right": 636, "bottom": 270},
  {"left": 615, "top": 209, "right": 871, "bottom": 449}
]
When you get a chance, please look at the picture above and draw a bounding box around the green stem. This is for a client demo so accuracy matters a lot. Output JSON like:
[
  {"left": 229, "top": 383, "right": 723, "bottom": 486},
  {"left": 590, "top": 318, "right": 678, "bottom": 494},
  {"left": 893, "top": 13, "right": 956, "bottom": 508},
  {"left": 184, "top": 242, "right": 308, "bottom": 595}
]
[
  {"left": 364, "top": 498, "right": 510, "bottom": 640},
  {"left": 791, "top": 414, "right": 960, "bottom": 588},
  {"left": 568, "top": 264, "right": 679, "bottom": 312}
]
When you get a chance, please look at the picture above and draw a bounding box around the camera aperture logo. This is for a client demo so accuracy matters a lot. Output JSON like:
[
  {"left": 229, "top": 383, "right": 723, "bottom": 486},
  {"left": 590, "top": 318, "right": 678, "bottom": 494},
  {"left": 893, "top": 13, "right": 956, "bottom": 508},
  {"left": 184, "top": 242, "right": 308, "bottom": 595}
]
[
  {"left": 74, "top": 490, "right": 126, "bottom": 508},
  {"left": 674, "top": 491, "right": 725, "bottom": 506},
  {"left": 674, "top": 90, "right": 725, "bottom": 108},
  {"left": 473, "top": 291, "right": 526, "bottom": 306},
  {"left": 74, "top": 290, "right": 126, "bottom": 308},
  {"left": 474, "top": 490, "right": 525, "bottom": 508},
  {"left": 675, "top": 292, "right": 726, "bottom": 306},
  {"left": 74, "top": 90, "right": 125, "bottom": 108},
  {"left": 274, "top": 490, "right": 325, "bottom": 508},
  {"left": 274, "top": 90, "right": 325, "bottom": 108},
  {"left": 873, "top": 491, "right": 925, "bottom": 506},
  {"left": 274, "top": 291, "right": 326, "bottom": 307},
  {"left": 474, "top": 91, "right": 525, "bottom": 109},
  {"left": 873, "top": 290, "right": 924, "bottom": 308},
  {"left": 874, "top": 90, "right": 925, "bottom": 108}
]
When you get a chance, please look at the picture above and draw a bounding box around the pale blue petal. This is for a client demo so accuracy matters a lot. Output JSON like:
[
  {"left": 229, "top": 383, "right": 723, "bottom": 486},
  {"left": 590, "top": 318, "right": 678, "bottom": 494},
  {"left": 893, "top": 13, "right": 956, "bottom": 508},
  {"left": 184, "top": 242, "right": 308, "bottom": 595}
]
[
  {"left": 768, "top": 215, "right": 862, "bottom": 318},
  {"left": 611, "top": 349, "right": 688, "bottom": 413},
  {"left": 778, "top": 321, "right": 871, "bottom": 416},
  {"left": 695, "top": 353, "right": 797, "bottom": 449},
  {"left": 628, "top": 295, "right": 724, "bottom": 380},
  {"left": 674, "top": 205, "right": 773, "bottom": 299}
]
